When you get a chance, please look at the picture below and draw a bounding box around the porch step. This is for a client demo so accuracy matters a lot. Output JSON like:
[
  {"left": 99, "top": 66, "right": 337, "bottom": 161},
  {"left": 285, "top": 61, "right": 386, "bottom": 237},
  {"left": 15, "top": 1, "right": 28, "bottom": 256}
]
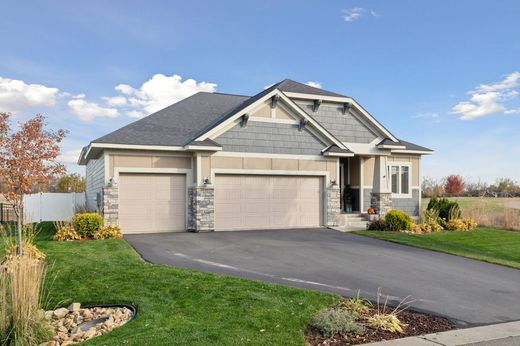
[{"left": 335, "top": 213, "right": 369, "bottom": 229}]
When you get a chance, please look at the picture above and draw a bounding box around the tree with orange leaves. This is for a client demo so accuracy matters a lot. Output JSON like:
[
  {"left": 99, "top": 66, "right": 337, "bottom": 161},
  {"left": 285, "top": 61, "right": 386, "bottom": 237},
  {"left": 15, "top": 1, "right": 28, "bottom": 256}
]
[{"left": 0, "top": 113, "right": 67, "bottom": 255}]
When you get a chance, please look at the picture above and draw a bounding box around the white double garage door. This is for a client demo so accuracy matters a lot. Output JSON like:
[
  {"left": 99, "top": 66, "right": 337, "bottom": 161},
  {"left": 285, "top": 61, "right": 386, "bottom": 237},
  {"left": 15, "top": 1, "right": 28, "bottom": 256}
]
[{"left": 119, "top": 173, "right": 323, "bottom": 234}]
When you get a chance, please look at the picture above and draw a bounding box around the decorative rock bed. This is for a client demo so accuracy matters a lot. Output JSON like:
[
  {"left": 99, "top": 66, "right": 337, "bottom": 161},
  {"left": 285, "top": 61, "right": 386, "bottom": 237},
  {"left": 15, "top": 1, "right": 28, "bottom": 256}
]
[{"left": 39, "top": 303, "right": 134, "bottom": 346}]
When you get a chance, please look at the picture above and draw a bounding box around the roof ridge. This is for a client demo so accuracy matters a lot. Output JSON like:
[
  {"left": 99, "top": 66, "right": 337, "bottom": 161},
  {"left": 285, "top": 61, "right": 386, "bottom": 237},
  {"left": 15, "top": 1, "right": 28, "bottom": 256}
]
[{"left": 197, "top": 91, "right": 251, "bottom": 98}]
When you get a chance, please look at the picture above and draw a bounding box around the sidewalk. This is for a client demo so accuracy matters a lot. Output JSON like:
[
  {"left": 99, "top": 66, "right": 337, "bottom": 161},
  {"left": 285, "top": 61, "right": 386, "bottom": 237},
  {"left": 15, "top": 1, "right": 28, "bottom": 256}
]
[{"left": 367, "top": 320, "right": 520, "bottom": 345}]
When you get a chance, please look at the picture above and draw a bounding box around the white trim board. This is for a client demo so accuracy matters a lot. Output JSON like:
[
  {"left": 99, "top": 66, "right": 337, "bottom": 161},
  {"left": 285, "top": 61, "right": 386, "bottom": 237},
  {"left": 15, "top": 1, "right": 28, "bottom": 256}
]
[{"left": 212, "top": 151, "right": 331, "bottom": 161}]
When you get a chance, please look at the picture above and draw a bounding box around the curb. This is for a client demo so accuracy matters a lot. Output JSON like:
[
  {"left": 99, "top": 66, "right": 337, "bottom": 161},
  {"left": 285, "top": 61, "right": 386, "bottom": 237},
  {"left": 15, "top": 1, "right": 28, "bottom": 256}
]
[{"left": 366, "top": 320, "right": 520, "bottom": 345}]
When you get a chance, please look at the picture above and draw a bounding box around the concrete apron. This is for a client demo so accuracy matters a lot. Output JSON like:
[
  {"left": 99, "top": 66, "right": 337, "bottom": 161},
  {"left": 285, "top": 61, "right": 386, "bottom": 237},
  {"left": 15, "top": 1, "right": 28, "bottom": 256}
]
[{"left": 366, "top": 320, "right": 520, "bottom": 346}]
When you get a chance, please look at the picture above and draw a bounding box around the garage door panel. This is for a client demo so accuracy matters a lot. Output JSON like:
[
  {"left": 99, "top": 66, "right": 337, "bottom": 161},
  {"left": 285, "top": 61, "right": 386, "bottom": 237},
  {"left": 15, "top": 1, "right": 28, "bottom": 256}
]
[
  {"left": 119, "top": 173, "right": 186, "bottom": 234},
  {"left": 215, "top": 174, "right": 323, "bottom": 231}
]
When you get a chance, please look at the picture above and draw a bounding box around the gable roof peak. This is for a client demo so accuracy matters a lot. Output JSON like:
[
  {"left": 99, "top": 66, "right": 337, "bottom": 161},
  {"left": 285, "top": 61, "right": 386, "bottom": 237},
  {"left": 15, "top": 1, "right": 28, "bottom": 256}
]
[{"left": 272, "top": 79, "right": 348, "bottom": 98}]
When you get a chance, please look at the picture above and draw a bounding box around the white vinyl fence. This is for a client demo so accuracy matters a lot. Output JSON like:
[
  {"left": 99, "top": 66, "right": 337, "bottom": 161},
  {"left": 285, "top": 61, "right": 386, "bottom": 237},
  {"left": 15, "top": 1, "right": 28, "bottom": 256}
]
[{"left": 23, "top": 193, "right": 86, "bottom": 223}]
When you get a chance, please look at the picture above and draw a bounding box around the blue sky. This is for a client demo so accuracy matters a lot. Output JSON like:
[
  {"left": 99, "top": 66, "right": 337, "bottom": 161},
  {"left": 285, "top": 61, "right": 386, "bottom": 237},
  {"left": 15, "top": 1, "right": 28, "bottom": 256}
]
[{"left": 0, "top": 0, "right": 519, "bottom": 182}]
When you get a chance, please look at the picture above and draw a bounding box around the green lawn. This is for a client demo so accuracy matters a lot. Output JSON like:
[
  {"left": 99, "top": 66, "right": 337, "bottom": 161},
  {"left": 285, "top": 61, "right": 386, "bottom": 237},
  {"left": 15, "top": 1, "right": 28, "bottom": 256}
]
[
  {"left": 355, "top": 228, "right": 520, "bottom": 269},
  {"left": 1, "top": 223, "right": 338, "bottom": 345}
]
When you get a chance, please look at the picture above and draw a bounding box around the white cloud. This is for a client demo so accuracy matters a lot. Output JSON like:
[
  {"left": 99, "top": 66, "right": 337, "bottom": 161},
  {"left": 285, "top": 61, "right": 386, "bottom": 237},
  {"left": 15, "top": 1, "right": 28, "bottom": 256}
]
[
  {"left": 102, "top": 95, "right": 127, "bottom": 107},
  {"left": 110, "top": 74, "right": 217, "bottom": 116},
  {"left": 342, "top": 7, "right": 378, "bottom": 22},
  {"left": 305, "top": 81, "right": 322, "bottom": 89},
  {"left": 67, "top": 96, "right": 119, "bottom": 122},
  {"left": 0, "top": 76, "right": 59, "bottom": 113},
  {"left": 451, "top": 72, "right": 520, "bottom": 120}
]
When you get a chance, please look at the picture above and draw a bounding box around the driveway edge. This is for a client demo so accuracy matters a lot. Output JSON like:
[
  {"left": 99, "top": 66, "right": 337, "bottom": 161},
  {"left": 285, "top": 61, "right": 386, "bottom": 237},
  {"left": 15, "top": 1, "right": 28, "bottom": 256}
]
[{"left": 366, "top": 320, "right": 520, "bottom": 345}]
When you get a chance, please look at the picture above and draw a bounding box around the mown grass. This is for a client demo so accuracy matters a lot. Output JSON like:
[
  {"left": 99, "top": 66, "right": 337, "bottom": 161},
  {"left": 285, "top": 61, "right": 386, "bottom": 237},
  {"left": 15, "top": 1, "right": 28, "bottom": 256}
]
[
  {"left": 1, "top": 223, "right": 339, "bottom": 345},
  {"left": 355, "top": 228, "right": 520, "bottom": 269}
]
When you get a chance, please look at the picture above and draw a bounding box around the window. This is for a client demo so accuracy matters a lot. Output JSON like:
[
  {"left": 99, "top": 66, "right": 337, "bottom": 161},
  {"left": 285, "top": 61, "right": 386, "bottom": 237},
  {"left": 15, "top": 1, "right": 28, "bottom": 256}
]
[{"left": 389, "top": 164, "right": 411, "bottom": 196}]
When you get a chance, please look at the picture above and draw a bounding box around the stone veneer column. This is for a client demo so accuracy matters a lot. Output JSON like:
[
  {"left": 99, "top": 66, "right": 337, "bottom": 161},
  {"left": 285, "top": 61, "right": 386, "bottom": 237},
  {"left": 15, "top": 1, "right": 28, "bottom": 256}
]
[
  {"left": 370, "top": 192, "right": 392, "bottom": 216},
  {"left": 326, "top": 186, "right": 341, "bottom": 226},
  {"left": 102, "top": 186, "right": 119, "bottom": 226},
  {"left": 188, "top": 186, "right": 215, "bottom": 232}
]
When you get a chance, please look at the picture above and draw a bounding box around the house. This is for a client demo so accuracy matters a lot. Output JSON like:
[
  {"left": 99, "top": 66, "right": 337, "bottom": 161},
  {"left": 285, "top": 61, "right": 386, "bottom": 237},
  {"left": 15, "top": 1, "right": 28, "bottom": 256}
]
[{"left": 78, "top": 79, "right": 432, "bottom": 234}]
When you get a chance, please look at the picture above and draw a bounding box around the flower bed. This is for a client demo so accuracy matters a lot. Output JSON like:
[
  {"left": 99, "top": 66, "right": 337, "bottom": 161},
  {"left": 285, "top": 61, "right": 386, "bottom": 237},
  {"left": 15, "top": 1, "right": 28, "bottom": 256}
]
[
  {"left": 307, "top": 307, "right": 454, "bottom": 345},
  {"left": 306, "top": 292, "right": 454, "bottom": 345}
]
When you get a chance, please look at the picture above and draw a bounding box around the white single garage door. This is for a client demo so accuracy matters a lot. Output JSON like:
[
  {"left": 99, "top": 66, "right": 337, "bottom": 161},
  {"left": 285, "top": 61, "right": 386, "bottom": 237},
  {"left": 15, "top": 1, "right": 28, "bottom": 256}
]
[
  {"left": 215, "top": 175, "right": 323, "bottom": 231},
  {"left": 119, "top": 173, "right": 186, "bottom": 234}
]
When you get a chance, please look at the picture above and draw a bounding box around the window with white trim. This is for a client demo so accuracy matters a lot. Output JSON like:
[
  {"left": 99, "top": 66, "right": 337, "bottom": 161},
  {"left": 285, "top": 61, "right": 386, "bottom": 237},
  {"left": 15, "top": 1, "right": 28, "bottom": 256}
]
[{"left": 389, "top": 164, "right": 411, "bottom": 197}]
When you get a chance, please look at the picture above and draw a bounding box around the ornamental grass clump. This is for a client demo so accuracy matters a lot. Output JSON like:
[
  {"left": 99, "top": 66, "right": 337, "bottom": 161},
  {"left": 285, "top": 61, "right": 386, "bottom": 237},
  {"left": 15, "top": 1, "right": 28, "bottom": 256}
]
[
  {"left": 341, "top": 290, "right": 372, "bottom": 315},
  {"left": 366, "top": 288, "right": 414, "bottom": 334},
  {"left": 0, "top": 225, "right": 53, "bottom": 345}
]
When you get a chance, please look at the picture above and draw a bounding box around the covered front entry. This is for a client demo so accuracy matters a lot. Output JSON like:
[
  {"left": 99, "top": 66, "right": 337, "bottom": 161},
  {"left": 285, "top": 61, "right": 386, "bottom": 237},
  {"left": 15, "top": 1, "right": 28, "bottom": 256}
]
[
  {"left": 339, "top": 157, "right": 361, "bottom": 212},
  {"left": 119, "top": 173, "right": 186, "bottom": 234},
  {"left": 214, "top": 174, "right": 323, "bottom": 231}
]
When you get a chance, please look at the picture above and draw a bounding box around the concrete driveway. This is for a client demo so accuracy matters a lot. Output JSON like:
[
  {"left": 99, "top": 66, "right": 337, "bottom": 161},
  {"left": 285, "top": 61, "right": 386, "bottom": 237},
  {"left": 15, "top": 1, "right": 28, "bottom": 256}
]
[{"left": 126, "top": 228, "right": 520, "bottom": 327}]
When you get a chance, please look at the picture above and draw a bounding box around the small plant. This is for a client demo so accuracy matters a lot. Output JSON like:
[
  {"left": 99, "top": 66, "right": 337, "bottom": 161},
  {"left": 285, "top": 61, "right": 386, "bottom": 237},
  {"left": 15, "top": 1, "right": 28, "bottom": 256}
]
[
  {"left": 73, "top": 213, "right": 103, "bottom": 238},
  {"left": 94, "top": 225, "right": 123, "bottom": 240},
  {"left": 367, "top": 219, "right": 387, "bottom": 231},
  {"left": 310, "top": 307, "right": 363, "bottom": 337},
  {"left": 444, "top": 218, "right": 477, "bottom": 231},
  {"left": 342, "top": 290, "right": 372, "bottom": 315},
  {"left": 53, "top": 220, "right": 82, "bottom": 241},
  {"left": 366, "top": 288, "right": 414, "bottom": 334},
  {"left": 384, "top": 210, "right": 413, "bottom": 232},
  {"left": 54, "top": 227, "right": 82, "bottom": 241}
]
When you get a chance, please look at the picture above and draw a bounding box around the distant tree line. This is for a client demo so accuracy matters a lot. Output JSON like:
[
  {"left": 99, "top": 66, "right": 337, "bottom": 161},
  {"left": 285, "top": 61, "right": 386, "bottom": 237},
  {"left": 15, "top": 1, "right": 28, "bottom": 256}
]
[
  {"left": 37, "top": 173, "right": 86, "bottom": 193},
  {"left": 422, "top": 175, "right": 520, "bottom": 198}
]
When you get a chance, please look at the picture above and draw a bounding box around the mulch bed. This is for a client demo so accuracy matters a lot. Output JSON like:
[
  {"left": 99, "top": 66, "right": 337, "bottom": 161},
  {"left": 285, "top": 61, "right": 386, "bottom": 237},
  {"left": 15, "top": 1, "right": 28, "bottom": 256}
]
[{"left": 306, "top": 308, "right": 455, "bottom": 345}]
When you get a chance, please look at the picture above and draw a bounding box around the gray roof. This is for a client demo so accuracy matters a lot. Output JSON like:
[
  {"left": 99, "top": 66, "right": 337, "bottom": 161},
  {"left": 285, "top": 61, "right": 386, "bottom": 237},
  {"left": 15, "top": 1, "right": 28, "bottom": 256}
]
[
  {"left": 275, "top": 79, "right": 347, "bottom": 97},
  {"left": 93, "top": 92, "right": 248, "bottom": 146},
  {"left": 90, "top": 79, "right": 430, "bottom": 154},
  {"left": 377, "top": 138, "right": 432, "bottom": 152},
  {"left": 398, "top": 139, "right": 433, "bottom": 152},
  {"left": 323, "top": 145, "right": 353, "bottom": 154}
]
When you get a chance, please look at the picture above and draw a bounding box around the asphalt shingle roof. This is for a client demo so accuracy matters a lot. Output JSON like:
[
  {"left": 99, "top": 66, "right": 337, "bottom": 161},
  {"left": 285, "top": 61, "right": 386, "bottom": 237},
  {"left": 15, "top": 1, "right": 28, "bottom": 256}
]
[
  {"left": 275, "top": 79, "right": 347, "bottom": 97},
  {"left": 93, "top": 92, "right": 248, "bottom": 146},
  {"left": 90, "top": 79, "right": 430, "bottom": 154}
]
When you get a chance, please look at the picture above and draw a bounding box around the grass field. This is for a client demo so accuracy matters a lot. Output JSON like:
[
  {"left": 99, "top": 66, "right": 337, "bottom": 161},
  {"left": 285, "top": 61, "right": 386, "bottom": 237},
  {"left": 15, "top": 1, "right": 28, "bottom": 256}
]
[
  {"left": 422, "top": 197, "right": 520, "bottom": 231},
  {"left": 355, "top": 227, "right": 520, "bottom": 269},
  {"left": 1, "top": 223, "right": 338, "bottom": 345}
]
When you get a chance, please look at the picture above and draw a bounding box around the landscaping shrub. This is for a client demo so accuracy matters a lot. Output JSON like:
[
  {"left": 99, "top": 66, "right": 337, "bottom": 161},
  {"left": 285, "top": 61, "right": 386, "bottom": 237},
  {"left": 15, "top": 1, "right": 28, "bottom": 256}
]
[
  {"left": 94, "top": 225, "right": 123, "bottom": 240},
  {"left": 384, "top": 210, "right": 413, "bottom": 232},
  {"left": 310, "top": 307, "right": 363, "bottom": 337},
  {"left": 367, "top": 219, "right": 387, "bottom": 231},
  {"left": 444, "top": 218, "right": 477, "bottom": 231},
  {"left": 53, "top": 226, "right": 82, "bottom": 241},
  {"left": 73, "top": 213, "right": 103, "bottom": 238},
  {"left": 427, "top": 197, "right": 461, "bottom": 221}
]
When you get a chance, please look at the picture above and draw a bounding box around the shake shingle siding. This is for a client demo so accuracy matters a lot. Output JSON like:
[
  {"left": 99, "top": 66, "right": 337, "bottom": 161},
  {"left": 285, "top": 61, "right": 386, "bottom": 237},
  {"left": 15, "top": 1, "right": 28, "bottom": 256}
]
[
  {"left": 295, "top": 101, "right": 377, "bottom": 144},
  {"left": 216, "top": 121, "right": 327, "bottom": 155}
]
